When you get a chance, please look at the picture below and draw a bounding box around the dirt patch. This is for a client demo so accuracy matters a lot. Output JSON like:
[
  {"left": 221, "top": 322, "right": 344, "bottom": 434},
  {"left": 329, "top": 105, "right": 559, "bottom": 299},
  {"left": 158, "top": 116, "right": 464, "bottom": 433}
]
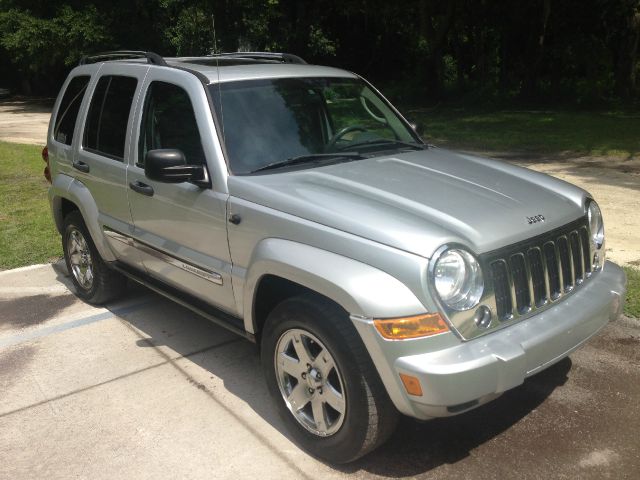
[
  {"left": 579, "top": 449, "right": 621, "bottom": 468},
  {"left": 0, "top": 344, "right": 36, "bottom": 391}
]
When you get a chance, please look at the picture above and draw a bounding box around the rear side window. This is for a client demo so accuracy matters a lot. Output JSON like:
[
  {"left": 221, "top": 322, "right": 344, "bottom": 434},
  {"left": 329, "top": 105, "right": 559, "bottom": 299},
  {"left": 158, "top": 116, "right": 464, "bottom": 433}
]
[
  {"left": 84, "top": 75, "right": 138, "bottom": 160},
  {"left": 53, "top": 75, "right": 90, "bottom": 145}
]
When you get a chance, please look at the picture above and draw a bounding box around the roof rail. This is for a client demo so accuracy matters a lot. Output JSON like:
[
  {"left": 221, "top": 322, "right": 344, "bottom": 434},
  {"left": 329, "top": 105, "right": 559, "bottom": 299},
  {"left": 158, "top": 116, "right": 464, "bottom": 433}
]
[
  {"left": 79, "top": 50, "right": 167, "bottom": 66},
  {"left": 207, "top": 52, "right": 307, "bottom": 65}
]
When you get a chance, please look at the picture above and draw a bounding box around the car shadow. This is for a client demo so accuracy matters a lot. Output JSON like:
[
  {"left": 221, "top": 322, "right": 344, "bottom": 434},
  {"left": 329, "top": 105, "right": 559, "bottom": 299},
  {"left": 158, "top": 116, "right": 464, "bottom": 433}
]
[
  {"left": 78, "top": 272, "right": 571, "bottom": 476},
  {"left": 343, "top": 358, "right": 571, "bottom": 476},
  {"left": 0, "top": 294, "right": 77, "bottom": 328}
]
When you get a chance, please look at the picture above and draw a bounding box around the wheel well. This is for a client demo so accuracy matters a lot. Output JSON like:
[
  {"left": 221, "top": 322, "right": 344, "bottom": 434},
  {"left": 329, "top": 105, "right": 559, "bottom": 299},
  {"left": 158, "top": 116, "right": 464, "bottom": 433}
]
[
  {"left": 253, "top": 275, "right": 342, "bottom": 338},
  {"left": 61, "top": 197, "right": 79, "bottom": 220}
]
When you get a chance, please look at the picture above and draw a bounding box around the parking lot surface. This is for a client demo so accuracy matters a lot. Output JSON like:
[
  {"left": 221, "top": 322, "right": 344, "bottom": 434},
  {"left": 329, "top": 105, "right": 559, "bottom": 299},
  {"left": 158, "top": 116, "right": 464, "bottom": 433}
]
[
  {"left": 0, "top": 97, "right": 51, "bottom": 145},
  {"left": 0, "top": 263, "right": 638, "bottom": 479}
]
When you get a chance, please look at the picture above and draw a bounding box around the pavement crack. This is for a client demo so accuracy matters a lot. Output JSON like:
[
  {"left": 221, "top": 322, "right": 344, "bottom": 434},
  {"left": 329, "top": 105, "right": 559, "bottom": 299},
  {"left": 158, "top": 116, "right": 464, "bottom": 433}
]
[
  {"left": 0, "top": 339, "right": 239, "bottom": 419},
  {"left": 116, "top": 318, "right": 314, "bottom": 480}
]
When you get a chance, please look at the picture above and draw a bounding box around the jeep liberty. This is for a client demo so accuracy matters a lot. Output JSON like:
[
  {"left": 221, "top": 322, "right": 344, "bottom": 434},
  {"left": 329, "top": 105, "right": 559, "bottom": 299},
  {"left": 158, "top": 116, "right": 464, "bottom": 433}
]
[{"left": 45, "top": 51, "right": 627, "bottom": 463}]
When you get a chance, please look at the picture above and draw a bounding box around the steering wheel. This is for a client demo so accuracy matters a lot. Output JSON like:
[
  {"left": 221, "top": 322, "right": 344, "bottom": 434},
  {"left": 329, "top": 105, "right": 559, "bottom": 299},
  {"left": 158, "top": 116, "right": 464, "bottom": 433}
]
[
  {"left": 360, "top": 96, "right": 387, "bottom": 124},
  {"left": 326, "top": 125, "right": 368, "bottom": 150}
]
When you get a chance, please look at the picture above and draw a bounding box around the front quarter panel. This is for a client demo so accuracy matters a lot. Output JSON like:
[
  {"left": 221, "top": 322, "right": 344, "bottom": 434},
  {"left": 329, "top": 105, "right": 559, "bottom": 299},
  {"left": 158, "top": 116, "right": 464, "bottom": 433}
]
[{"left": 243, "top": 238, "right": 428, "bottom": 334}]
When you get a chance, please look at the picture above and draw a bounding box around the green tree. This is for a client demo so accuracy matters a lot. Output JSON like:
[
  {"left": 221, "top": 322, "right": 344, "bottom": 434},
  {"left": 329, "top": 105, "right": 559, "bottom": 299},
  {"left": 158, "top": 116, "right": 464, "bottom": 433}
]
[{"left": 0, "top": 4, "right": 109, "bottom": 93}]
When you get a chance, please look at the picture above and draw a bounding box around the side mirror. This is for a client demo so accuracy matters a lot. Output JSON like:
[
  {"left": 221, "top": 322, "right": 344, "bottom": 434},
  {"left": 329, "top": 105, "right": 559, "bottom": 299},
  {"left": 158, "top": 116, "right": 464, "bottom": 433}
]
[
  {"left": 409, "top": 122, "right": 424, "bottom": 137},
  {"left": 144, "top": 149, "right": 205, "bottom": 184}
]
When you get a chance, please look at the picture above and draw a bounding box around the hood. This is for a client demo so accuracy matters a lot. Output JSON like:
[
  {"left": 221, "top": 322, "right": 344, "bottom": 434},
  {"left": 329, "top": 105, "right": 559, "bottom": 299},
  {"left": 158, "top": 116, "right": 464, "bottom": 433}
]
[{"left": 227, "top": 148, "right": 589, "bottom": 258}]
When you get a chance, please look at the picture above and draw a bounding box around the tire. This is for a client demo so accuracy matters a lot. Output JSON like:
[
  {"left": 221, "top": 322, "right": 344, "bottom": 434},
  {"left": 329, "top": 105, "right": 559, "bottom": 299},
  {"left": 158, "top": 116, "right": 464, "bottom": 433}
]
[
  {"left": 261, "top": 294, "right": 398, "bottom": 463},
  {"left": 62, "top": 211, "right": 126, "bottom": 304}
]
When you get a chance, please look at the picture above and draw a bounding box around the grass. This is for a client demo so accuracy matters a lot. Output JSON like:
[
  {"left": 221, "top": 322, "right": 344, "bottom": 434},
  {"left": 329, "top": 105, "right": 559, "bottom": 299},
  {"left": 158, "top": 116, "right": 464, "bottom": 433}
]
[
  {"left": 409, "top": 109, "right": 640, "bottom": 157},
  {"left": 0, "top": 141, "right": 62, "bottom": 269},
  {"left": 623, "top": 267, "right": 640, "bottom": 319}
]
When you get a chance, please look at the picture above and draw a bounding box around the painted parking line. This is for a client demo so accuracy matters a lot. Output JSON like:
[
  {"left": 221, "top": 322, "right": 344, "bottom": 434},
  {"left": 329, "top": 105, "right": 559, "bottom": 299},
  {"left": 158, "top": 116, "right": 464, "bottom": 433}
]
[
  {"left": 0, "top": 285, "right": 71, "bottom": 296},
  {"left": 0, "top": 299, "right": 153, "bottom": 350},
  {"left": 0, "top": 263, "right": 54, "bottom": 276}
]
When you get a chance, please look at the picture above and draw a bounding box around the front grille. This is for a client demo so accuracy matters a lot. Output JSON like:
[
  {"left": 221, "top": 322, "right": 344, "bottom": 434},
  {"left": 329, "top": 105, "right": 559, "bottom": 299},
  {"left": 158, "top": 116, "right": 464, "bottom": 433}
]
[{"left": 485, "top": 218, "right": 592, "bottom": 322}]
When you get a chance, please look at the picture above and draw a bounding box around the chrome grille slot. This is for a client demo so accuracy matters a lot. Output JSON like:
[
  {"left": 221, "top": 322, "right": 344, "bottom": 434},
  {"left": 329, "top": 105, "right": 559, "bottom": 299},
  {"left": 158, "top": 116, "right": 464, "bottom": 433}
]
[
  {"left": 527, "top": 247, "right": 547, "bottom": 307},
  {"left": 483, "top": 217, "right": 591, "bottom": 324},
  {"left": 557, "top": 236, "right": 572, "bottom": 291},
  {"left": 570, "top": 231, "right": 584, "bottom": 283},
  {"left": 579, "top": 227, "right": 592, "bottom": 275},
  {"left": 544, "top": 242, "right": 561, "bottom": 299},
  {"left": 510, "top": 253, "right": 531, "bottom": 314},
  {"left": 490, "top": 261, "right": 512, "bottom": 320}
]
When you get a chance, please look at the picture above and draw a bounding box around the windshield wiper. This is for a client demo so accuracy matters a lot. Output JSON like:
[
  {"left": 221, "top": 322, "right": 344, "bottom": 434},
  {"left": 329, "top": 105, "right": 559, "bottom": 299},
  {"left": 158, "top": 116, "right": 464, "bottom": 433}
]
[
  {"left": 250, "top": 152, "right": 365, "bottom": 173},
  {"left": 340, "top": 139, "right": 428, "bottom": 152}
]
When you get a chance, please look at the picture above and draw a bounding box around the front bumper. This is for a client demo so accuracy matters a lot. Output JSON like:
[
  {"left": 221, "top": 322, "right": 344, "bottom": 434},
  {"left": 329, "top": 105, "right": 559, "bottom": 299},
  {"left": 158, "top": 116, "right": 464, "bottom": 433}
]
[{"left": 351, "top": 260, "right": 626, "bottom": 420}]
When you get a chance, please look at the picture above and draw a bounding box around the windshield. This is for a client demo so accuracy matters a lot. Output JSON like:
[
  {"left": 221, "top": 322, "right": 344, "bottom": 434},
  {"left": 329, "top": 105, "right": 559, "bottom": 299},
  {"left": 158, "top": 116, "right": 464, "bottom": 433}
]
[{"left": 210, "top": 77, "right": 421, "bottom": 174}]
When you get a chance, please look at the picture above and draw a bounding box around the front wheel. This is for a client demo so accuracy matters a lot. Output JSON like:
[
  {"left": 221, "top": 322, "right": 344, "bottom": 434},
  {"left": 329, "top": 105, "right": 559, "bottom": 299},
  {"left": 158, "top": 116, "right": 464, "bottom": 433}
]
[{"left": 261, "top": 295, "right": 398, "bottom": 463}]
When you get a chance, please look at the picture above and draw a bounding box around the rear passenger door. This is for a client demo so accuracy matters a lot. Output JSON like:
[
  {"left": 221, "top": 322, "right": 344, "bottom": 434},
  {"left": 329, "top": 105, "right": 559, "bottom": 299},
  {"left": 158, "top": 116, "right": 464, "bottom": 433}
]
[
  {"left": 75, "top": 64, "right": 148, "bottom": 266},
  {"left": 127, "top": 69, "right": 236, "bottom": 314}
]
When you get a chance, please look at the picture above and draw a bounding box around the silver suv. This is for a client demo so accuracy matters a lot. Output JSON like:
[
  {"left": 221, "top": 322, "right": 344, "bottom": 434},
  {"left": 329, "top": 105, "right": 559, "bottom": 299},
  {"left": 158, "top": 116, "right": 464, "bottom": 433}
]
[{"left": 46, "top": 50, "right": 627, "bottom": 463}]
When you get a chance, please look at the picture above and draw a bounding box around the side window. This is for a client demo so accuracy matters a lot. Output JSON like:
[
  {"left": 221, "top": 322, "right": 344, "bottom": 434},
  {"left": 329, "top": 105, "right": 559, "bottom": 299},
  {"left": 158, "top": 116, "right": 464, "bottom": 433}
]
[
  {"left": 138, "top": 81, "right": 206, "bottom": 166},
  {"left": 83, "top": 75, "right": 138, "bottom": 160},
  {"left": 53, "top": 75, "right": 90, "bottom": 145}
]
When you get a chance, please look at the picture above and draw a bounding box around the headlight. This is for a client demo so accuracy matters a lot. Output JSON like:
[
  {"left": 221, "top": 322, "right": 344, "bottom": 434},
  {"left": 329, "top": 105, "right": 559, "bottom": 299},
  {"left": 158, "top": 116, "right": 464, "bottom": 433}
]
[
  {"left": 433, "top": 249, "right": 484, "bottom": 311},
  {"left": 587, "top": 201, "right": 605, "bottom": 249}
]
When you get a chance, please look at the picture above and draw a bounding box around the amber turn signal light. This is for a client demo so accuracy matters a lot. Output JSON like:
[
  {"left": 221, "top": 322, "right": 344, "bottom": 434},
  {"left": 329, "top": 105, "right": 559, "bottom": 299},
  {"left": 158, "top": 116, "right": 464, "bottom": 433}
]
[
  {"left": 399, "top": 373, "right": 423, "bottom": 396},
  {"left": 373, "top": 313, "right": 448, "bottom": 340}
]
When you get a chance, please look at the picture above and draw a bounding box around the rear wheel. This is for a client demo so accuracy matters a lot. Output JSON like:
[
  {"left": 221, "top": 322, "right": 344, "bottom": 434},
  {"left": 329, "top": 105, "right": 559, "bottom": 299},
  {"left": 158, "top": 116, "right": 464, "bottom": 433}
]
[
  {"left": 261, "top": 295, "right": 398, "bottom": 463},
  {"left": 62, "top": 211, "right": 126, "bottom": 304}
]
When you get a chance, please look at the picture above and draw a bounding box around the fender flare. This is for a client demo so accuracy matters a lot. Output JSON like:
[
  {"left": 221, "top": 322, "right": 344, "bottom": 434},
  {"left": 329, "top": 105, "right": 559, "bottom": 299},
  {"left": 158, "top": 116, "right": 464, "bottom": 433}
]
[
  {"left": 49, "top": 174, "right": 116, "bottom": 262},
  {"left": 242, "top": 238, "right": 427, "bottom": 333}
]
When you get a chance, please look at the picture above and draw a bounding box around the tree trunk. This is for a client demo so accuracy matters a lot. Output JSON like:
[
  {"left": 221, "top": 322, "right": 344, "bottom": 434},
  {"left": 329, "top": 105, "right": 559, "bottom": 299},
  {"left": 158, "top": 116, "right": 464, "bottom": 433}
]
[
  {"left": 522, "top": 0, "right": 551, "bottom": 99},
  {"left": 419, "top": 0, "right": 456, "bottom": 96},
  {"left": 615, "top": 8, "right": 640, "bottom": 99},
  {"left": 20, "top": 77, "right": 32, "bottom": 96}
]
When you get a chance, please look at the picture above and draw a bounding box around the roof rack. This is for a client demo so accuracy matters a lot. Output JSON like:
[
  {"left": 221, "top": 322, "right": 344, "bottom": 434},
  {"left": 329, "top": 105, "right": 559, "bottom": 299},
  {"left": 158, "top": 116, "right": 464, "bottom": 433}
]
[
  {"left": 78, "top": 50, "right": 306, "bottom": 68},
  {"left": 78, "top": 50, "right": 168, "bottom": 66},
  {"left": 205, "top": 52, "right": 307, "bottom": 65}
]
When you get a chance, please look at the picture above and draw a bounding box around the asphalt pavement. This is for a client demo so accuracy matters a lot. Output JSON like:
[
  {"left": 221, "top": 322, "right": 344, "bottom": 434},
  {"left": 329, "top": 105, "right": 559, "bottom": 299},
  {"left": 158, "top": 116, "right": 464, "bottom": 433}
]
[{"left": 0, "top": 263, "right": 638, "bottom": 479}]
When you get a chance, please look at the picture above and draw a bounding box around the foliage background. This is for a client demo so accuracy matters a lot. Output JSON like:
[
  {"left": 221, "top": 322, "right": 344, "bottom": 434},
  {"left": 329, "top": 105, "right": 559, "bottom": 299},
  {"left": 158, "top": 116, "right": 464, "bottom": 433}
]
[{"left": 1, "top": 0, "right": 639, "bottom": 106}]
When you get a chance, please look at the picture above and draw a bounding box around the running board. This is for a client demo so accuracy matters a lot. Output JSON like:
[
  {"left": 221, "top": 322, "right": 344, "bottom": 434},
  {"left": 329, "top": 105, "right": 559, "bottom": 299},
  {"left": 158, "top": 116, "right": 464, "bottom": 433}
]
[{"left": 112, "top": 262, "right": 255, "bottom": 343}]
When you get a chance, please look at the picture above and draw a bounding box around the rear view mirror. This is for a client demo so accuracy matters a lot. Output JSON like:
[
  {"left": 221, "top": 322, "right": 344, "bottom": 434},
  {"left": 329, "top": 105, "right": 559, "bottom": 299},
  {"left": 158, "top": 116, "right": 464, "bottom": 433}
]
[{"left": 144, "top": 149, "right": 206, "bottom": 184}]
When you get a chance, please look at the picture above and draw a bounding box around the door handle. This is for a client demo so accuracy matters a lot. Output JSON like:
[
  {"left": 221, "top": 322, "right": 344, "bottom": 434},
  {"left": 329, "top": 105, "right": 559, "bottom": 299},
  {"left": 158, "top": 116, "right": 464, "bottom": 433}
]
[
  {"left": 72, "top": 161, "right": 90, "bottom": 173},
  {"left": 129, "top": 181, "right": 154, "bottom": 196}
]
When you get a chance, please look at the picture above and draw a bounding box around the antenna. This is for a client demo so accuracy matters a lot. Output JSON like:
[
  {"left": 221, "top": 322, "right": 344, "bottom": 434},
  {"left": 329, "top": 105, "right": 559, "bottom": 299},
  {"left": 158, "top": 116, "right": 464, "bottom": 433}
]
[
  {"left": 211, "top": 14, "right": 218, "bottom": 55},
  {"left": 211, "top": 14, "right": 225, "bottom": 140}
]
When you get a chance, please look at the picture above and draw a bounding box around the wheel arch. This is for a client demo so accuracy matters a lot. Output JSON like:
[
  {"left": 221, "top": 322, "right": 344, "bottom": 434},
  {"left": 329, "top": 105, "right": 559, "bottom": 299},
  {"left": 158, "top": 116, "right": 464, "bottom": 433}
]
[
  {"left": 49, "top": 175, "right": 116, "bottom": 262},
  {"left": 252, "top": 275, "right": 341, "bottom": 343},
  {"left": 244, "top": 239, "right": 427, "bottom": 335}
]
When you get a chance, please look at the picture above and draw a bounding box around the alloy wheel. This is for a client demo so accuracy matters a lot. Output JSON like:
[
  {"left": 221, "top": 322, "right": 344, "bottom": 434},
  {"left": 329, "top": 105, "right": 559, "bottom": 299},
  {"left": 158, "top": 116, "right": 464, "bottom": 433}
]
[
  {"left": 274, "top": 328, "right": 346, "bottom": 436},
  {"left": 67, "top": 228, "right": 94, "bottom": 290}
]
